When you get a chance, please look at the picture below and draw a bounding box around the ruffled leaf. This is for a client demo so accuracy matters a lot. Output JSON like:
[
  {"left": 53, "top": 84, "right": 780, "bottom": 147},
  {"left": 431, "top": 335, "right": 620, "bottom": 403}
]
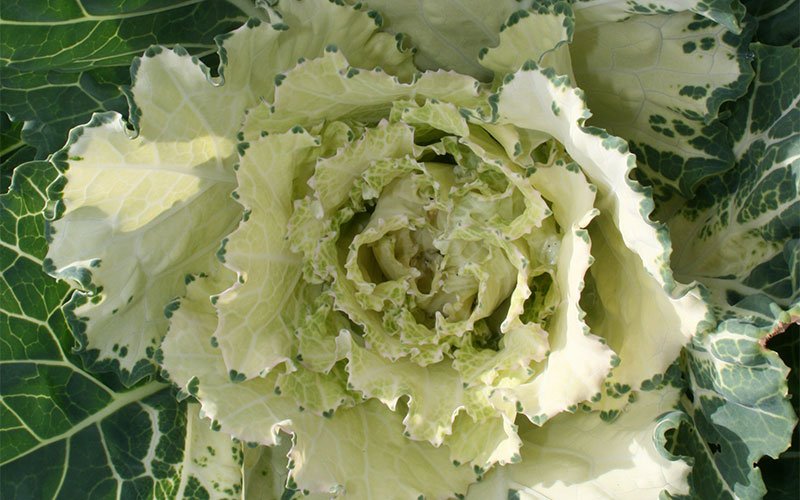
[
  {"left": 43, "top": 0, "right": 418, "bottom": 385},
  {"left": 493, "top": 62, "right": 711, "bottom": 414}
]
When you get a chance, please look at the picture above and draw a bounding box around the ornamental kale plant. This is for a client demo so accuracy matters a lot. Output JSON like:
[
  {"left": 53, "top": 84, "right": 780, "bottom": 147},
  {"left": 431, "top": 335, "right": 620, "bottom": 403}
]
[{"left": 1, "top": 1, "right": 797, "bottom": 499}]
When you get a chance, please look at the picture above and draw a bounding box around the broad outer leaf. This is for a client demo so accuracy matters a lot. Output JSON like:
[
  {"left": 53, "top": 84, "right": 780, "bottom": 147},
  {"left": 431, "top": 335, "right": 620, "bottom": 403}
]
[
  {"left": 669, "top": 44, "right": 799, "bottom": 325},
  {"left": 571, "top": 0, "right": 745, "bottom": 34},
  {"left": 0, "top": 0, "right": 252, "bottom": 72},
  {"left": 664, "top": 46, "right": 798, "bottom": 497},
  {"left": 742, "top": 0, "right": 800, "bottom": 47},
  {"left": 0, "top": 66, "right": 131, "bottom": 162},
  {"left": 0, "top": 162, "right": 242, "bottom": 499},
  {"left": 0, "top": 112, "right": 34, "bottom": 193}
]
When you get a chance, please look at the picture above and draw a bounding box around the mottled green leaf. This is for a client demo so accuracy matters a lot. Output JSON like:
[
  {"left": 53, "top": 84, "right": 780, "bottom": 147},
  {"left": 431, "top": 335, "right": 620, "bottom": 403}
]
[
  {"left": 572, "top": 0, "right": 745, "bottom": 34},
  {"left": 571, "top": 10, "right": 753, "bottom": 203},
  {"left": 669, "top": 44, "right": 799, "bottom": 323},
  {"left": 664, "top": 40, "right": 798, "bottom": 500},
  {"left": 668, "top": 317, "right": 797, "bottom": 500}
]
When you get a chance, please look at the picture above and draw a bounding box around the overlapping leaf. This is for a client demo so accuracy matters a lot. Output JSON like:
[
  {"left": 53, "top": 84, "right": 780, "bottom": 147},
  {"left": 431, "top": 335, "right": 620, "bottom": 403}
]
[
  {"left": 352, "top": 0, "right": 746, "bottom": 80},
  {"left": 571, "top": 9, "right": 753, "bottom": 204},
  {"left": 0, "top": 0, "right": 250, "bottom": 185},
  {"left": 0, "top": 162, "right": 244, "bottom": 499}
]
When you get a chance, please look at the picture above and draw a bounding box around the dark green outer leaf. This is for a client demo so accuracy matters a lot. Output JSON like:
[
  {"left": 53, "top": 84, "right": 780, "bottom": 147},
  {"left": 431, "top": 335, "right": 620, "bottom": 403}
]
[
  {"left": 760, "top": 324, "right": 799, "bottom": 500},
  {"left": 0, "top": 112, "right": 35, "bottom": 193},
  {"left": 0, "top": 0, "right": 249, "bottom": 187},
  {"left": 0, "top": 67, "right": 130, "bottom": 160},
  {"left": 0, "top": 0, "right": 246, "bottom": 72},
  {"left": 742, "top": 0, "right": 800, "bottom": 47}
]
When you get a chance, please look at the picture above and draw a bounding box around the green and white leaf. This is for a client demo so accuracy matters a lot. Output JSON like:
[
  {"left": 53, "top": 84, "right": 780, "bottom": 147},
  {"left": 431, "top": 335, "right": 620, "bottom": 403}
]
[
  {"left": 570, "top": 9, "right": 754, "bottom": 202},
  {"left": 571, "top": 0, "right": 745, "bottom": 33},
  {"left": 669, "top": 317, "right": 798, "bottom": 499},
  {"left": 0, "top": 162, "right": 242, "bottom": 500},
  {"left": 668, "top": 43, "right": 799, "bottom": 324},
  {"left": 663, "top": 43, "right": 798, "bottom": 499}
]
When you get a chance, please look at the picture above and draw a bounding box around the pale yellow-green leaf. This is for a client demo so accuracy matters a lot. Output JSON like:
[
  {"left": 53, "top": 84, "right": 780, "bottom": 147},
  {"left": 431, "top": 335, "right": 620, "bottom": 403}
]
[
  {"left": 480, "top": 4, "right": 574, "bottom": 81},
  {"left": 176, "top": 404, "right": 244, "bottom": 500},
  {"left": 242, "top": 50, "right": 481, "bottom": 138},
  {"left": 214, "top": 129, "right": 321, "bottom": 379},
  {"left": 341, "top": 331, "right": 465, "bottom": 445},
  {"left": 466, "top": 386, "right": 690, "bottom": 499},
  {"left": 446, "top": 412, "right": 522, "bottom": 470},
  {"left": 275, "top": 366, "right": 355, "bottom": 417},
  {"left": 47, "top": 109, "right": 240, "bottom": 381},
  {"left": 160, "top": 268, "right": 300, "bottom": 447},
  {"left": 289, "top": 400, "right": 476, "bottom": 499}
]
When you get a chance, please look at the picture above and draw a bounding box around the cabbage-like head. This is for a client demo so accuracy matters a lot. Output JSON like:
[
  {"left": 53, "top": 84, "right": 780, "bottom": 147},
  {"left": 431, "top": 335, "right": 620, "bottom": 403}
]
[{"left": 45, "top": 1, "right": 715, "bottom": 497}]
